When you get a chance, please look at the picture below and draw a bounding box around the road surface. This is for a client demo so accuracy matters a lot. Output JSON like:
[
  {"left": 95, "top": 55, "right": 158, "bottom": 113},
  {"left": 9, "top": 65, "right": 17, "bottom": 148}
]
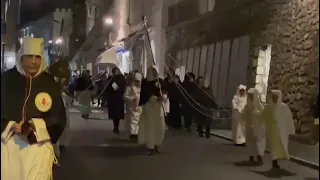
[{"left": 53, "top": 107, "right": 319, "bottom": 180}]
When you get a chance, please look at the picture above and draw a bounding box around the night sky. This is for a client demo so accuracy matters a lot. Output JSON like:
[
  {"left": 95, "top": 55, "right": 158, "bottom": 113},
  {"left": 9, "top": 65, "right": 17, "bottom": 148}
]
[{"left": 20, "top": 0, "right": 74, "bottom": 25}]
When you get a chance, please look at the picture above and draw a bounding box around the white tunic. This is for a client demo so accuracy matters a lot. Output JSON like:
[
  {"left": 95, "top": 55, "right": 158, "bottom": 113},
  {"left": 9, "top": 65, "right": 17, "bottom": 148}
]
[
  {"left": 263, "top": 90, "right": 295, "bottom": 160},
  {"left": 231, "top": 85, "right": 247, "bottom": 144},
  {"left": 243, "top": 88, "right": 266, "bottom": 156},
  {"left": 124, "top": 85, "right": 142, "bottom": 135},
  {"left": 1, "top": 120, "right": 57, "bottom": 180}
]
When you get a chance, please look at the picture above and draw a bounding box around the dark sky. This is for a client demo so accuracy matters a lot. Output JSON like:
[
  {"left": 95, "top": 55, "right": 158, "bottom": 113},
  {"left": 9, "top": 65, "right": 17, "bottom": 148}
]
[{"left": 20, "top": 0, "right": 75, "bottom": 25}]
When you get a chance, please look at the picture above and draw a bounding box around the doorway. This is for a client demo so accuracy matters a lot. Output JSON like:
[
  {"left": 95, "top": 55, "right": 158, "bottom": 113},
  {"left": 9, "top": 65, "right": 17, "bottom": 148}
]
[{"left": 254, "top": 45, "right": 271, "bottom": 103}]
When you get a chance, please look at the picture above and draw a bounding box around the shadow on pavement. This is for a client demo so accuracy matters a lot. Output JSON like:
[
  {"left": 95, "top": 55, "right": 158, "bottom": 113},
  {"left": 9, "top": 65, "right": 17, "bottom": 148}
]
[
  {"left": 252, "top": 168, "right": 296, "bottom": 178},
  {"left": 305, "top": 178, "right": 319, "bottom": 180},
  {"left": 232, "top": 160, "right": 261, "bottom": 167}
]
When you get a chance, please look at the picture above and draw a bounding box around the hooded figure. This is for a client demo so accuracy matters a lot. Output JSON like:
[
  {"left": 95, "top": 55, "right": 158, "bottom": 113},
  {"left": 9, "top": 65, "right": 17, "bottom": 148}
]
[
  {"left": 242, "top": 88, "right": 266, "bottom": 165},
  {"left": 124, "top": 72, "right": 143, "bottom": 140},
  {"left": 1, "top": 37, "right": 66, "bottom": 180},
  {"left": 138, "top": 66, "right": 166, "bottom": 155},
  {"left": 262, "top": 90, "right": 295, "bottom": 169},
  {"left": 231, "top": 84, "right": 247, "bottom": 145},
  {"left": 106, "top": 67, "right": 126, "bottom": 134}
]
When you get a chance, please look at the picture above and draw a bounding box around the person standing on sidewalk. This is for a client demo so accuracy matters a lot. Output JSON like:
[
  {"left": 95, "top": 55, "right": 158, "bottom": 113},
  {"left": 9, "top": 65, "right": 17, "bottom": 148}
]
[
  {"left": 75, "top": 70, "right": 93, "bottom": 119},
  {"left": 242, "top": 88, "right": 266, "bottom": 165},
  {"left": 231, "top": 84, "right": 247, "bottom": 146},
  {"left": 262, "top": 90, "right": 295, "bottom": 169},
  {"left": 106, "top": 67, "right": 126, "bottom": 135}
]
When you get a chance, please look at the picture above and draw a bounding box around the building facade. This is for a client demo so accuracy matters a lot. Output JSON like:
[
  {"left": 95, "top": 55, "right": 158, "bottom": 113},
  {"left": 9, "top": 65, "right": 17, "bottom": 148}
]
[
  {"left": 1, "top": 0, "right": 21, "bottom": 71},
  {"left": 166, "top": 0, "right": 319, "bottom": 135},
  {"left": 17, "top": 8, "right": 73, "bottom": 65}
]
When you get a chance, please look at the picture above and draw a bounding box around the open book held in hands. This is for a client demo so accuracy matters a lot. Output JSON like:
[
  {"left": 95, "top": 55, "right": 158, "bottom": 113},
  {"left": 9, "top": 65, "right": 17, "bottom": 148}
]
[{"left": 112, "top": 82, "right": 119, "bottom": 90}]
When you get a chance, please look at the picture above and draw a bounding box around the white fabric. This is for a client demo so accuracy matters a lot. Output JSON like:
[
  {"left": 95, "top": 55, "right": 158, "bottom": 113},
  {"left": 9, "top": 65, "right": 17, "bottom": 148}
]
[
  {"left": 163, "top": 94, "right": 170, "bottom": 114},
  {"left": 243, "top": 88, "right": 266, "bottom": 156},
  {"left": 268, "top": 90, "right": 295, "bottom": 160},
  {"left": 134, "top": 73, "right": 143, "bottom": 81},
  {"left": 15, "top": 37, "right": 47, "bottom": 77},
  {"left": 138, "top": 96, "right": 166, "bottom": 149},
  {"left": 124, "top": 86, "right": 142, "bottom": 135},
  {"left": 231, "top": 85, "right": 247, "bottom": 144},
  {"left": 112, "top": 82, "right": 119, "bottom": 90},
  {"left": 1, "top": 119, "right": 57, "bottom": 180}
]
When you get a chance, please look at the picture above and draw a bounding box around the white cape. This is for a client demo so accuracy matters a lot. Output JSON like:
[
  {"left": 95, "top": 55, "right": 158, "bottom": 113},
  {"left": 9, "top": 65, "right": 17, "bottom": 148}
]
[
  {"left": 243, "top": 88, "right": 266, "bottom": 156},
  {"left": 138, "top": 96, "right": 166, "bottom": 149},
  {"left": 124, "top": 86, "right": 142, "bottom": 135},
  {"left": 232, "top": 95, "right": 247, "bottom": 144}
]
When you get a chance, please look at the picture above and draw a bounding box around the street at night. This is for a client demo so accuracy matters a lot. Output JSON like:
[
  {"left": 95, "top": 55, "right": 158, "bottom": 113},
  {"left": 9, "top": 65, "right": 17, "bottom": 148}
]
[{"left": 53, "top": 107, "right": 319, "bottom": 180}]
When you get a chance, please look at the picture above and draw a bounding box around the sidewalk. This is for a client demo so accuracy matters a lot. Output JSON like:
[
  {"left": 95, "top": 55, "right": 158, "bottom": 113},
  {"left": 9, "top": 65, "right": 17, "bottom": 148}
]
[{"left": 210, "top": 129, "right": 319, "bottom": 169}]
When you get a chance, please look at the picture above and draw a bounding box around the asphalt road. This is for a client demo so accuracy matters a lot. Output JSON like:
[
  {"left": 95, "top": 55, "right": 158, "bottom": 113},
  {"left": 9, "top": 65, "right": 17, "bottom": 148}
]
[{"left": 53, "top": 108, "right": 319, "bottom": 180}]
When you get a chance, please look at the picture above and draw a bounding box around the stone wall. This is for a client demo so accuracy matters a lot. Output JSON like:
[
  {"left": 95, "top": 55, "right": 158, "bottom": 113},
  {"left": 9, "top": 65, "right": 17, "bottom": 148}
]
[{"left": 166, "top": 0, "right": 319, "bottom": 134}]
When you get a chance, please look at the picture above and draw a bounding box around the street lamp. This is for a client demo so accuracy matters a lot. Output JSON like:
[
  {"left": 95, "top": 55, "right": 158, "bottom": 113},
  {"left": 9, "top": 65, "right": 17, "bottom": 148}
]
[
  {"left": 55, "top": 38, "right": 63, "bottom": 44},
  {"left": 104, "top": 17, "right": 113, "bottom": 25}
]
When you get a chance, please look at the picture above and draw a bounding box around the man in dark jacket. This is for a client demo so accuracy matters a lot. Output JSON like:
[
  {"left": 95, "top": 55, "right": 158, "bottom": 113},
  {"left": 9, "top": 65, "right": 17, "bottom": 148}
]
[{"left": 1, "top": 37, "right": 66, "bottom": 179}]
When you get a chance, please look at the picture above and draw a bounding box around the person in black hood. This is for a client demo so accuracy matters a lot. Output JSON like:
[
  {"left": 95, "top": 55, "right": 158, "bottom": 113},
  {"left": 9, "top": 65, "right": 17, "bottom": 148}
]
[
  {"left": 181, "top": 72, "right": 197, "bottom": 132},
  {"left": 1, "top": 37, "right": 66, "bottom": 179},
  {"left": 193, "top": 76, "right": 217, "bottom": 138},
  {"left": 166, "top": 73, "right": 182, "bottom": 129},
  {"left": 106, "top": 67, "right": 126, "bottom": 134}
]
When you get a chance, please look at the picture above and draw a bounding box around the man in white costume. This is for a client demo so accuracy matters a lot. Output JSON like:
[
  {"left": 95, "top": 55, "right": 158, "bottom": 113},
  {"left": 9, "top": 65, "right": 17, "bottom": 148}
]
[
  {"left": 138, "top": 66, "right": 166, "bottom": 155},
  {"left": 1, "top": 37, "right": 66, "bottom": 180},
  {"left": 232, "top": 84, "right": 247, "bottom": 145},
  {"left": 124, "top": 72, "right": 143, "bottom": 140},
  {"left": 262, "top": 90, "right": 295, "bottom": 169},
  {"left": 242, "top": 88, "right": 266, "bottom": 165}
]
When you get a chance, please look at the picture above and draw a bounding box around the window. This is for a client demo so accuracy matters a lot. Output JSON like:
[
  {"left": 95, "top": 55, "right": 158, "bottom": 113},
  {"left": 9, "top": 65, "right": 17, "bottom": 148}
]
[{"left": 199, "top": 0, "right": 215, "bottom": 15}]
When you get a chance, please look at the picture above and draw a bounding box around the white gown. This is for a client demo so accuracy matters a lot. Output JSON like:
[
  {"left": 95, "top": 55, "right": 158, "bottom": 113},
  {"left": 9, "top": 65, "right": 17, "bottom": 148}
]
[
  {"left": 231, "top": 87, "right": 247, "bottom": 144},
  {"left": 243, "top": 88, "right": 266, "bottom": 156},
  {"left": 263, "top": 90, "right": 295, "bottom": 160},
  {"left": 124, "top": 85, "right": 142, "bottom": 135},
  {"left": 1, "top": 120, "right": 57, "bottom": 180}
]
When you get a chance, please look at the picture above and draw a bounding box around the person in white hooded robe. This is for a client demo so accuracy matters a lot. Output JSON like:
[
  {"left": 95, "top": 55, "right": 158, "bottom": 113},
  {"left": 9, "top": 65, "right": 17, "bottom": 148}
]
[
  {"left": 1, "top": 37, "right": 66, "bottom": 180},
  {"left": 124, "top": 72, "right": 143, "bottom": 140},
  {"left": 242, "top": 88, "right": 266, "bottom": 165},
  {"left": 232, "top": 84, "right": 247, "bottom": 145},
  {"left": 138, "top": 66, "right": 166, "bottom": 155},
  {"left": 262, "top": 90, "right": 295, "bottom": 169}
]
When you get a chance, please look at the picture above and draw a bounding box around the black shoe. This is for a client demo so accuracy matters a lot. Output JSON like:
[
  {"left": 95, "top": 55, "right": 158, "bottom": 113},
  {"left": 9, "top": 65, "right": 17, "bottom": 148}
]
[
  {"left": 249, "top": 156, "right": 255, "bottom": 163},
  {"left": 198, "top": 133, "right": 204, "bottom": 138},
  {"left": 256, "top": 156, "right": 263, "bottom": 165},
  {"left": 147, "top": 149, "right": 154, "bottom": 156},
  {"left": 113, "top": 128, "right": 120, "bottom": 135},
  {"left": 186, "top": 128, "right": 192, "bottom": 132},
  {"left": 154, "top": 146, "right": 160, "bottom": 153},
  {"left": 272, "top": 160, "right": 280, "bottom": 169}
]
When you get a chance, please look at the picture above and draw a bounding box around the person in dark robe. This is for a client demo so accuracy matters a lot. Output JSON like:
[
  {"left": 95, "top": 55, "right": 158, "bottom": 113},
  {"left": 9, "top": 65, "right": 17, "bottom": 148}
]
[
  {"left": 106, "top": 67, "right": 126, "bottom": 134},
  {"left": 1, "top": 37, "right": 66, "bottom": 179},
  {"left": 166, "top": 74, "right": 182, "bottom": 129},
  {"left": 138, "top": 66, "right": 167, "bottom": 155},
  {"left": 194, "top": 76, "right": 217, "bottom": 138},
  {"left": 181, "top": 72, "right": 197, "bottom": 132}
]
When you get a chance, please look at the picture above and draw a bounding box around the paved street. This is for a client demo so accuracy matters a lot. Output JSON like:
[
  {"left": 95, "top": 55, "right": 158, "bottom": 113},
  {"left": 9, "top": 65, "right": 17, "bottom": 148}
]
[{"left": 54, "top": 108, "right": 319, "bottom": 180}]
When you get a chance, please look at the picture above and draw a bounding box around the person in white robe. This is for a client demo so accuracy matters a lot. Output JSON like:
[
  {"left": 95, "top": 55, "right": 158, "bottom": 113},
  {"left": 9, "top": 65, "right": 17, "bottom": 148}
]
[
  {"left": 242, "top": 88, "right": 266, "bottom": 165},
  {"left": 124, "top": 72, "right": 143, "bottom": 140},
  {"left": 1, "top": 37, "right": 66, "bottom": 180},
  {"left": 138, "top": 66, "right": 166, "bottom": 155},
  {"left": 232, "top": 84, "right": 247, "bottom": 145},
  {"left": 262, "top": 90, "right": 295, "bottom": 169}
]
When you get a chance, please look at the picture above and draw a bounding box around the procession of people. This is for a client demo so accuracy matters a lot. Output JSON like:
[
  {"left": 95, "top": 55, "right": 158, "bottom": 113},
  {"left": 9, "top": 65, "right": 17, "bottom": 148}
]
[{"left": 1, "top": 37, "right": 301, "bottom": 179}]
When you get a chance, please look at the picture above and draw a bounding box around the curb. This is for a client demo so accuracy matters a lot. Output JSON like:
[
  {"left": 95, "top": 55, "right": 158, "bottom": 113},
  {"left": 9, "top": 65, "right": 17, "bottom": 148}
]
[{"left": 210, "top": 132, "right": 319, "bottom": 170}]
